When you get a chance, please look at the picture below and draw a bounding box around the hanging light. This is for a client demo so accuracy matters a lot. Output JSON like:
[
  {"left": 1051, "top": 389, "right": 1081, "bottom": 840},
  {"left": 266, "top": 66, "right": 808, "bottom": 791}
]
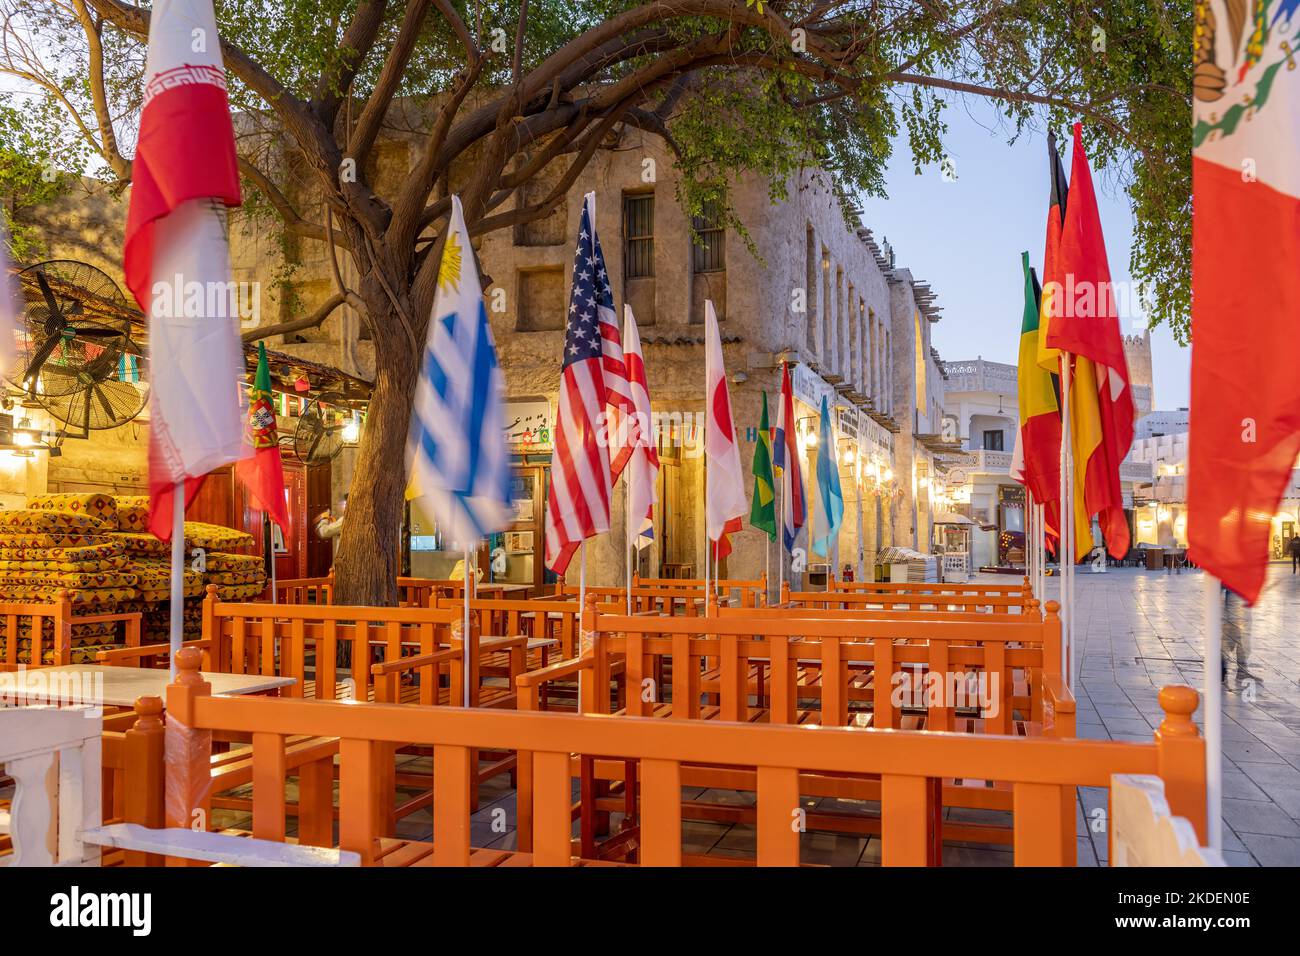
[{"left": 341, "top": 412, "right": 361, "bottom": 444}]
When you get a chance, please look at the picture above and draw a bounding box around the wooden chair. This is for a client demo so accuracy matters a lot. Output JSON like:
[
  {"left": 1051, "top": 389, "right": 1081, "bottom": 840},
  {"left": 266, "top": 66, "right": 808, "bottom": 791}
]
[{"left": 0, "top": 593, "right": 143, "bottom": 670}]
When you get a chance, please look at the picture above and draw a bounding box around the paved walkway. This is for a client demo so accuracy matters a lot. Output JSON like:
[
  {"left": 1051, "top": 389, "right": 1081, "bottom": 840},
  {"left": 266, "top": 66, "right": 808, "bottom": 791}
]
[{"left": 1058, "top": 563, "right": 1300, "bottom": 867}]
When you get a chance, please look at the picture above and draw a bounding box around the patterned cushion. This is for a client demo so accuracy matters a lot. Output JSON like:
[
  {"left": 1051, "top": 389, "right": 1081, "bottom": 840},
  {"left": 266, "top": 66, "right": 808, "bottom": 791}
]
[
  {"left": 25, "top": 493, "right": 118, "bottom": 527},
  {"left": 184, "top": 522, "right": 254, "bottom": 551},
  {"left": 0, "top": 541, "right": 125, "bottom": 563},
  {"left": 115, "top": 495, "right": 151, "bottom": 531},
  {"left": 0, "top": 509, "right": 107, "bottom": 532},
  {"left": 204, "top": 552, "right": 265, "bottom": 572}
]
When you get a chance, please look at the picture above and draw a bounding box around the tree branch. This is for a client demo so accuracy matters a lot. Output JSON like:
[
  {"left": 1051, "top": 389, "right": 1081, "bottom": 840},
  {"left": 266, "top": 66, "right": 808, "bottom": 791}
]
[
  {"left": 348, "top": 0, "right": 433, "bottom": 164},
  {"left": 310, "top": 0, "right": 388, "bottom": 127}
]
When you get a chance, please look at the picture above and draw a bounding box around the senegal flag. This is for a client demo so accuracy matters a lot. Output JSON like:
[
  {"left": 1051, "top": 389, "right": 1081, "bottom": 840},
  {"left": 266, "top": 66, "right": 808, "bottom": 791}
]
[
  {"left": 750, "top": 391, "right": 776, "bottom": 540},
  {"left": 1015, "top": 253, "right": 1061, "bottom": 543},
  {"left": 235, "top": 341, "right": 289, "bottom": 530}
]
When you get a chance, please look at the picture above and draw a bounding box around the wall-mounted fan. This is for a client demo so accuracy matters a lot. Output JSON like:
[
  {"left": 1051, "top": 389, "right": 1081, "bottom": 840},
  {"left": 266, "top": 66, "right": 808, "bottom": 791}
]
[
  {"left": 293, "top": 398, "right": 346, "bottom": 464},
  {"left": 11, "top": 261, "right": 133, "bottom": 398}
]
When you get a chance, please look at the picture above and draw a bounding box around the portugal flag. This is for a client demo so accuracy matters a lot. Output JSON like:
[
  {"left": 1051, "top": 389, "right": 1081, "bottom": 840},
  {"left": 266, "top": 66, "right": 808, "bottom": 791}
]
[
  {"left": 1015, "top": 252, "right": 1061, "bottom": 544},
  {"left": 1044, "top": 124, "right": 1134, "bottom": 561},
  {"left": 1190, "top": 7, "right": 1300, "bottom": 602},
  {"left": 236, "top": 342, "right": 289, "bottom": 530}
]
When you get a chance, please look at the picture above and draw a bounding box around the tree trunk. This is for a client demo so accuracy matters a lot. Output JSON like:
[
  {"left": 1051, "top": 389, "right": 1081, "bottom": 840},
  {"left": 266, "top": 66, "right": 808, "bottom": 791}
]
[{"left": 332, "top": 310, "right": 420, "bottom": 606}]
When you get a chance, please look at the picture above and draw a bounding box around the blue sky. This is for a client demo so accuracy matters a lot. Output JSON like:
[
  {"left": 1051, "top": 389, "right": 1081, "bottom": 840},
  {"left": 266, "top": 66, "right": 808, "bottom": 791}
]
[{"left": 857, "top": 107, "right": 1190, "bottom": 409}]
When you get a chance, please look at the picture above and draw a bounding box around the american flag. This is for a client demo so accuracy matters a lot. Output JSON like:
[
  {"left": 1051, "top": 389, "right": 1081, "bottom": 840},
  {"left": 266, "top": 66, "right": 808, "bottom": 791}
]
[{"left": 544, "top": 192, "right": 634, "bottom": 574}]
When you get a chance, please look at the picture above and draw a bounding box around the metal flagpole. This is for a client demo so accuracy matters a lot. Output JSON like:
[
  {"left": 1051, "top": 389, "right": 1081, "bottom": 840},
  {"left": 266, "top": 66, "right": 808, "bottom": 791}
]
[
  {"left": 1203, "top": 573, "right": 1223, "bottom": 851},
  {"left": 1060, "top": 355, "right": 1073, "bottom": 689},
  {"left": 777, "top": 467, "right": 784, "bottom": 600},
  {"left": 626, "top": 482, "right": 633, "bottom": 616},
  {"left": 169, "top": 481, "right": 185, "bottom": 676},
  {"left": 267, "top": 514, "right": 278, "bottom": 605},
  {"left": 462, "top": 544, "right": 473, "bottom": 707}
]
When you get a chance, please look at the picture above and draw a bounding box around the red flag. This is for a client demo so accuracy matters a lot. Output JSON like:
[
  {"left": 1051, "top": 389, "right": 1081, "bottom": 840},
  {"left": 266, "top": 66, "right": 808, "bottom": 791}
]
[
  {"left": 236, "top": 342, "right": 289, "bottom": 529},
  {"left": 1045, "top": 124, "right": 1134, "bottom": 559},
  {"left": 1189, "top": 20, "right": 1300, "bottom": 601},
  {"left": 127, "top": 0, "right": 245, "bottom": 541}
]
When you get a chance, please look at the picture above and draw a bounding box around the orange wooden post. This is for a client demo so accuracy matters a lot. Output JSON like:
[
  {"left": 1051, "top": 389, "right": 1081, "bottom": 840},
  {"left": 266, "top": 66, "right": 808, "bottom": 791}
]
[
  {"left": 533, "top": 750, "right": 573, "bottom": 866},
  {"left": 339, "top": 738, "right": 380, "bottom": 865},
  {"left": 1012, "top": 782, "right": 1069, "bottom": 865},
  {"left": 123, "top": 696, "right": 165, "bottom": 866},
  {"left": 640, "top": 758, "right": 681, "bottom": 866},
  {"left": 164, "top": 647, "right": 213, "bottom": 866},
  {"left": 984, "top": 641, "right": 1008, "bottom": 735},
  {"left": 201, "top": 585, "right": 219, "bottom": 670},
  {"left": 251, "top": 732, "right": 288, "bottom": 841},
  {"left": 1154, "top": 684, "right": 1207, "bottom": 843},
  {"left": 756, "top": 765, "right": 800, "bottom": 866},
  {"left": 297, "top": 756, "right": 335, "bottom": 848},
  {"left": 821, "top": 638, "right": 845, "bottom": 726},
  {"left": 52, "top": 590, "right": 73, "bottom": 666},
  {"left": 881, "top": 774, "right": 931, "bottom": 865},
  {"left": 873, "top": 636, "right": 897, "bottom": 729},
  {"left": 433, "top": 744, "right": 473, "bottom": 865}
]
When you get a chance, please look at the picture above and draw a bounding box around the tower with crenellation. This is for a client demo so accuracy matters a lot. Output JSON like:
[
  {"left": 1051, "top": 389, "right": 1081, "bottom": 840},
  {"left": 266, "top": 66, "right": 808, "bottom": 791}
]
[{"left": 1122, "top": 329, "right": 1154, "bottom": 416}]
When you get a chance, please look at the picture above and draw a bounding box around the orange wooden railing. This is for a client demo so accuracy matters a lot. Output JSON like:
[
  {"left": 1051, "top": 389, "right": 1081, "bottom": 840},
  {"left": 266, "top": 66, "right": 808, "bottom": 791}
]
[
  {"left": 147, "top": 647, "right": 1205, "bottom": 866},
  {"left": 782, "top": 582, "right": 1031, "bottom": 614},
  {"left": 0, "top": 593, "right": 143, "bottom": 670},
  {"left": 829, "top": 576, "right": 1032, "bottom": 597}
]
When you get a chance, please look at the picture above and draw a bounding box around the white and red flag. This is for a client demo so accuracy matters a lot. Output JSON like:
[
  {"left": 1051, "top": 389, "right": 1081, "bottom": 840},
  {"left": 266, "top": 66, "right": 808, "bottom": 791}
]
[
  {"left": 1189, "top": 5, "right": 1300, "bottom": 602},
  {"left": 125, "top": 0, "right": 246, "bottom": 540},
  {"left": 619, "top": 304, "right": 658, "bottom": 547},
  {"left": 704, "top": 300, "right": 746, "bottom": 559}
]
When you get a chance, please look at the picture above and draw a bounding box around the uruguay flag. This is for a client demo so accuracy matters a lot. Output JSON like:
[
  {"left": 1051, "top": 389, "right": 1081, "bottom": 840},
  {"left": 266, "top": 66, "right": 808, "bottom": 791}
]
[{"left": 406, "top": 195, "right": 511, "bottom": 548}]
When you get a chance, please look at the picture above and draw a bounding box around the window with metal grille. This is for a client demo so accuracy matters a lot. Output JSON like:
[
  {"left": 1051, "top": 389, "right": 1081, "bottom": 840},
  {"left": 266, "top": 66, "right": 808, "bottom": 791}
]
[
  {"left": 691, "top": 202, "right": 725, "bottom": 273},
  {"left": 623, "top": 193, "right": 655, "bottom": 279}
]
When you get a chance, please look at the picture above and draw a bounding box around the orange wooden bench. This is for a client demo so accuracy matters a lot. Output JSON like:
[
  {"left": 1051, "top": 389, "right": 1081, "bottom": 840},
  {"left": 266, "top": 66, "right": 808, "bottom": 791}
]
[
  {"left": 1, "top": 594, "right": 143, "bottom": 670},
  {"left": 513, "top": 595, "right": 1068, "bottom": 853},
  {"left": 123, "top": 647, "right": 1205, "bottom": 867}
]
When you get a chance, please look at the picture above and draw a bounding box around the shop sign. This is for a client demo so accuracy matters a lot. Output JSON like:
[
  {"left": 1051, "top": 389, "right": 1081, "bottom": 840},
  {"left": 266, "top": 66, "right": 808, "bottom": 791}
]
[{"left": 504, "top": 401, "right": 552, "bottom": 452}]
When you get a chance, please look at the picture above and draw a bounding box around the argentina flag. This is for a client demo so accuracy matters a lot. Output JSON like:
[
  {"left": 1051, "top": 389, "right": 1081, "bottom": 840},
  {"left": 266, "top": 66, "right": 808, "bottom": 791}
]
[{"left": 406, "top": 195, "right": 511, "bottom": 548}]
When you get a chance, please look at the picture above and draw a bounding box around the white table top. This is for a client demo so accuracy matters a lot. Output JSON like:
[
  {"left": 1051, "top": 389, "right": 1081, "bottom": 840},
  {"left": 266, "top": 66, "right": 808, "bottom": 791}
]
[{"left": 8, "top": 665, "right": 295, "bottom": 709}]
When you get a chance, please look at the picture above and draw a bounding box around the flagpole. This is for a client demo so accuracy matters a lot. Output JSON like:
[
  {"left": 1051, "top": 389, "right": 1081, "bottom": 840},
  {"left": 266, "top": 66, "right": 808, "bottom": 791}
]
[
  {"left": 626, "top": 480, "right": 633, "bottom": 616},
  {"left": 1203, "top": 572, "right": 1223, "bottom": 852},
  {"left": 266, "top": 514, "right": 278, "bottom": 605},
  {"left": 1059, "top": 355, "right": 1072, "bottom": 689},
  {"left": 168, "top": 480, "right": 185, "bottom": 677},
  {"left": 777, "top": 464, "right": 784, "bottom": 600},
  {"left": 462, "top": 543, "right": 473, "bottom": 707}
]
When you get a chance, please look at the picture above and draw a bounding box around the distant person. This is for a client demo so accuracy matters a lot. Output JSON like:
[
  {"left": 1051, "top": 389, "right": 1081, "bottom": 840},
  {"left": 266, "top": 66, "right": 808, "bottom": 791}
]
[
  {"left": 1220, "top": 584, "right": 1254, "bottom": 688},
  {"left": 1290, "top": 534, "right": 1300, "bottom": 573}
]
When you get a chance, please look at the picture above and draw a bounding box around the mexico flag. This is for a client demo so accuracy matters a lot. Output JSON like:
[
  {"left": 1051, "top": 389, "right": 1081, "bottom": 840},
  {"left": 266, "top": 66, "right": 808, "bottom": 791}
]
[
  {"left": 1190, "top": 2, "right": 1300, "bottom": 602},
  {"left": 125, "top": 0, "right": 246, "bottom": 540}
]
